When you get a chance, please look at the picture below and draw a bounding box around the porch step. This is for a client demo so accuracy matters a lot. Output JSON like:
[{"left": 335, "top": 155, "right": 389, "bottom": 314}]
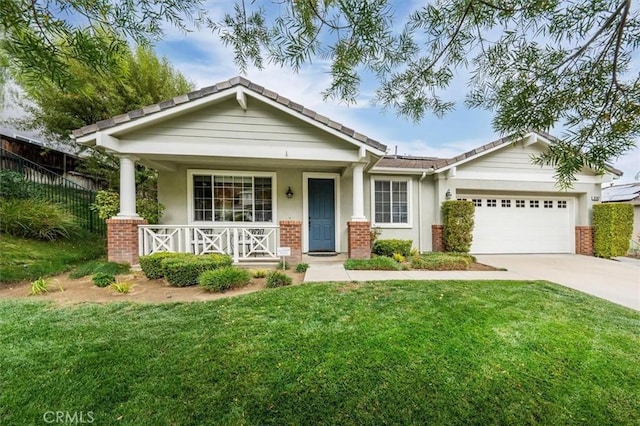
[{"left": 302, "top": 253, "right": 348, "bottom": 264}]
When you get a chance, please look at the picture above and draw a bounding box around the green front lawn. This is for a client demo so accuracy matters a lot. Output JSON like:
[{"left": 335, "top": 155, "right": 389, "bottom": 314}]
[
  {"left": 1, "top": 280, "right": 639, "bottom": 424},
  {"left": 0, "top": 234, "right": 105, "bottom": 283}
]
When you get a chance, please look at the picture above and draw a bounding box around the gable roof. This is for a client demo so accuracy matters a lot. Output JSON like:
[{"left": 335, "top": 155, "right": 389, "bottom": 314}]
[
  {"left": 72, "top": 76, "right": 387, "bottom": 153},
  {"left": 372, "top": 131, "right": 623, "bottom": 176}
]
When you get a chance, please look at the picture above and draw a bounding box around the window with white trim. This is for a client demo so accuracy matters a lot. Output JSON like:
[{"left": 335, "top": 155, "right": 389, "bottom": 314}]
[
  {"left": 373, "top": 179, "right": 409, "bottom": 225},
  {"left": 191, "top": 172, "right": 273, "bottom": 223}
]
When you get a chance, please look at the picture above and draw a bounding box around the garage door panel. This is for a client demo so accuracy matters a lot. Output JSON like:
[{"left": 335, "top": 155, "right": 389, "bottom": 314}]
[{"left": 468, "top": 196, "right": 574, "bottom": 254}]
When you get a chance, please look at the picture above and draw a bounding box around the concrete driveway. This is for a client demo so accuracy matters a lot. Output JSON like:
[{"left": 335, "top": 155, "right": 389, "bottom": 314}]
[{"left": 475, "top": 254, "right": 640, "bottom": 311}]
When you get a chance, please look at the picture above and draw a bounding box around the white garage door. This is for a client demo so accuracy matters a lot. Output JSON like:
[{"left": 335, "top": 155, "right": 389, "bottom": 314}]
[{"left": 466, "top": 196, "right": 574, "bottom": 254}]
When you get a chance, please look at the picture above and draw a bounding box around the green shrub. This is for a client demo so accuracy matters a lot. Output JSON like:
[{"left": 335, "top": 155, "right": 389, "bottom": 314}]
[
  {"left": 251, "top": 269, "right": 268, "bottom": 278},
  {"left": 161, "top": 254, "right": 232, "bottom": 287},
  {"left": 0, "top": 170, "right": 36, "bottom": 199},
  {"left": 92, "top": 272, "right": 116, "bottom": 287},
  {"left": 266, "top": 271, "right": 293, "bottom": 288},
  {"left": 442, "top": 200, "right": 475, "bottom": 253},
  {"left": 411, "top": 252, "right": 475, "bottom": 270},
  {"left": 91, "top": 190, "right": 165, "bottom": 224},
  {"left": 199, "top": 266, "right": 251, "bottom": 292},
  {"left": 277, "top": 260, "right": 290, "bottom": 270},
  {"left": 372, "top": 239, "right": 413, "bottom": 257},
  {"left": 295, "top": 263, "right": 309, "bottom": 273},
  {"left": 29, "top": 277, "right": 49, "bottom": 295},
  {"left": 593, "top": 203, "right": 634, "bottom": 258},
  {"left": 69, "top": 260, "right": 129, "bottom": 279},
  {"left": 392, "top": 253, "right": 405, "bottom": 263},
  {"left": 0, "top": 198, "right": 81, "bottom": 240},
  {"left": 344, "top": 256, "right": 401, "bottom": 270},
  {"left": 139, "top": 252, "right": 192, "bottom": 279},
  {"left": 110, "top": 281, "right": 133, "bottom": 293}
]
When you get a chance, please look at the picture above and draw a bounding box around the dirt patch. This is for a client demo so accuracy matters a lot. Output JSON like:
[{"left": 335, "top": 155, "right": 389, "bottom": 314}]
[{"left": 0, "top": 268, "right": 305, "bottom": 305}]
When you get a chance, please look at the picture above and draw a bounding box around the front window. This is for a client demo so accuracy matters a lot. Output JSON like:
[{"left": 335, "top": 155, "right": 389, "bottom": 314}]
[
  {"left": 373, "top": 179, "right": 409, "bottom": 225},
  {"left": 192, "top": 173, "right": 273, "bottom": 222}
]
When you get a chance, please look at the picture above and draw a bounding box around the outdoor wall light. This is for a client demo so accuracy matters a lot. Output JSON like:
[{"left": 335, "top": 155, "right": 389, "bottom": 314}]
[
  {"left": 591, "top": 195, "right": 600, "bottom": 201},
  {"left": 286, "top": 187, "right": 294, "bottom": 199},
  {"left": 445, "top": 189, "right": 452, "bottom": 200}
]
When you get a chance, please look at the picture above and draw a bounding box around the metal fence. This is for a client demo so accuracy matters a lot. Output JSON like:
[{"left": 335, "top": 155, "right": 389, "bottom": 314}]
[{"left": 1, "top": 147, "right": 106, "bottom": 235}]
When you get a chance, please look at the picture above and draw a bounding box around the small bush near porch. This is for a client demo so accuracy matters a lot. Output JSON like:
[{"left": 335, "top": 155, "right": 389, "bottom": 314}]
[
  {"left": 1, "top": 281, "right": 639, "bottom": 424},
  {"left": 138, "top": 252, "right": 233, "bottom": 286}
]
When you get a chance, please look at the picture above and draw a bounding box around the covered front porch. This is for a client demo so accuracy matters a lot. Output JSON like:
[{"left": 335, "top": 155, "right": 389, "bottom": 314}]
[
  {"left": 72, "top": 77, "right": 389, "bottom": 265},
  {"left": 106, "top": 154, "right": 375, "bottom": 265}
]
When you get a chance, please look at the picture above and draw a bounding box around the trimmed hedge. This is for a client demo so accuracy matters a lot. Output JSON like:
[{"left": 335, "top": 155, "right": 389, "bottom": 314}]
[
  {"left": 139, "top": 252, "right": 192, "bottom": 279},
  {"left": 199, "top": 266, "right": 251, "bottom": 292},
  {"left": 161, "top": 253, "right": 233, "bottom": 287},
  {"left": 372, "top": 239, "right": 413, "bottom": 257},
  {"left": 593, "top": 203, "right": 634, "bottom": 258},
  {"left": 442, "top": 200, "right": 475, "bottom": 253},
  {"left": 411, "top": 252, "right": 475, "bottom": 270}
]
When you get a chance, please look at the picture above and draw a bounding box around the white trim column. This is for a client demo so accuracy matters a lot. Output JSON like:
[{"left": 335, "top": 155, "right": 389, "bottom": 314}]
[
  {"left": 116, "top": 155, "right": 140, "bottom": 219},
  {"left": 351, "top": 163, "right": 367, "bottom": 221}
]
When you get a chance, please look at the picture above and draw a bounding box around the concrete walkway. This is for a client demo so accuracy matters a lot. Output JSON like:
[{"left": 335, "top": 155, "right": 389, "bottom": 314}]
[{"left": 303, "top": 254, "right": 640, "bottom": 311}]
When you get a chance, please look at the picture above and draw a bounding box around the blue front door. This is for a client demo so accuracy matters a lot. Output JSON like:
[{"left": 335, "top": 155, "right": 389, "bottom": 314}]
[{"left": 308, "top": 178, "right": 335, "bottom": 252}]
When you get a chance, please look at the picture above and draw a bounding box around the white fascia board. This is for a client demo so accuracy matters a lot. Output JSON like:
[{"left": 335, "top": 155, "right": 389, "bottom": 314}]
[
  {"left": 96, "top": 132, "right": 121, "bottom": 151},
  {"left": 369, "top": 167, "right": 428, "bottom": 175}
]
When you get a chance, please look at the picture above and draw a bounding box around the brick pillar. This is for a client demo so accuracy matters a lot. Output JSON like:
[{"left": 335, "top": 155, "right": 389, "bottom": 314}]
[
  {"left": 279, "top": 220, "right": 302, "bottom": 263},
  {"left": 348, "top": 221, "right": 371, "bottom": 259},
  {"left": 575, "top": 226, "right": 594, "bottom": 256},
  {"left": 106, "top": 218, "right": 148, "bottom": 265},
  {"left": 432, "top": 225, "right": 445, "bottom": 252}
]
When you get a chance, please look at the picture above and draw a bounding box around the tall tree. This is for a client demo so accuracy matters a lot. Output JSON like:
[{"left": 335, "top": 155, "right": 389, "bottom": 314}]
[
  {"left": 10, "top": 43, "right": 194, "bottom": 196},
  {"left": 0, "top": 0, "right": 205, "bottom": 90},
  {"left": 11, "top": 44, "right": 193, "bottom": 142},
  {"left": 211, "top": 0, "right": 640, "bottom": 187}
]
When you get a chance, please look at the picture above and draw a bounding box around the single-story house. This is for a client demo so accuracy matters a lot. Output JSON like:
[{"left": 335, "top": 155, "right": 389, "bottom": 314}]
[
  {"left": 602, "top": 182, "right": 640, "bottom": 240},
  {"left": 72, "top": 76, "right": 622, "bottom": 265}
]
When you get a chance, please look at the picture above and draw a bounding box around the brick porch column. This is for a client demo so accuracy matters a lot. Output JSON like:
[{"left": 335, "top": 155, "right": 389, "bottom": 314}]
[
  {"left": 575, "top": 226, "right": 594, "bottom": 256},
  {"left": 106, "top": 218, "right": 148, "bottom": 265},
  {"left": 432, "top": 225, "right": 444, "bottom": 252},
  {"left": 348, "top": 221, "right": 371, "bottom": 259},
  {"left": 279, "top": 220, "right": 302, "bottom": 263}
]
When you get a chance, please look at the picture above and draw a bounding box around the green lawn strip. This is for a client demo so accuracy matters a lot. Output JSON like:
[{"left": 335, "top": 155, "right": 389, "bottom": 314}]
[
  {"left": 1, "top": 280, "right": 639, "bottom": 424},
  {"left": 0, "top": 234, "right": 105, "bottom": 283}
]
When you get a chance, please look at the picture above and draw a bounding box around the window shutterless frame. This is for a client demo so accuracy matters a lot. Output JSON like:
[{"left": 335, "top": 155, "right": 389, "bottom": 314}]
[
  {"left": 186, "top": 170, "right": 277, "bottom": 225},
  {"left": 370, "top": 177, "right": 412, "bottom": 228}
]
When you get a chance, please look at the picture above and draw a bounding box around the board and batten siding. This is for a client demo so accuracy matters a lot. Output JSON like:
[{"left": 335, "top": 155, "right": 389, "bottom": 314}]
[{"left": 119, "top": 99, "right": 360, "bottom": 162}]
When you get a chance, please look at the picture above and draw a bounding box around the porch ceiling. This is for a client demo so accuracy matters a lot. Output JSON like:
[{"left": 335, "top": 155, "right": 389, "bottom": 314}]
[{"left": 137, "top": 154, "right": 355, "bottom": 172}]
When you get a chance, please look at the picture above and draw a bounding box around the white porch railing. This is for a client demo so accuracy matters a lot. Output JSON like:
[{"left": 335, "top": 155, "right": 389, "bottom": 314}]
[{"left": 138, "top": 225, "right": 280, "bottom": 263}]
